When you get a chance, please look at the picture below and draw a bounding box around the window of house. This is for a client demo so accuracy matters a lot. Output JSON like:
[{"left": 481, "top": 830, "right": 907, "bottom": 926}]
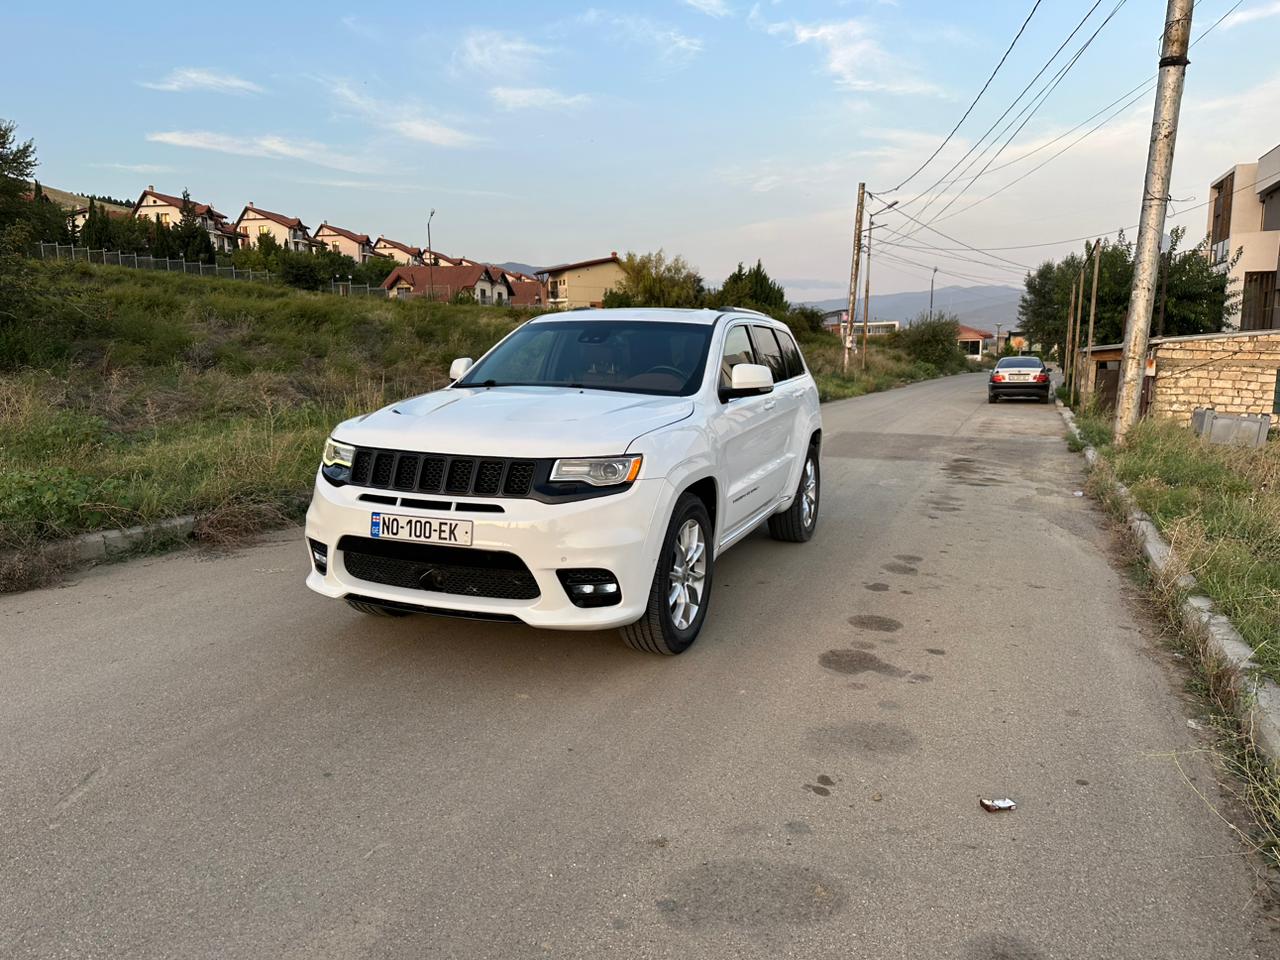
[
  {"left": 749, "top": 326, "right": 789, "bottom": 383},
  {"left": 719, "top": 325, "right": 757, "bottom": 390},
  {"left": 156, "top": 212, "right": 169, "bottom": 224},
  {"left": 331, "top": 242, "right": 340, "bottom": 253},
  {"left": 479, "top": 288, "right": 489, "bottom": 304},
  {"left": 1242, "top": 271, "right": 1278, "bottom": 331},
  {"left": 258, "top": 225, "right": 271, "bottom": 235},
  {"left": 1263, "top": 187, "right": 1280, "bottom": 232}
]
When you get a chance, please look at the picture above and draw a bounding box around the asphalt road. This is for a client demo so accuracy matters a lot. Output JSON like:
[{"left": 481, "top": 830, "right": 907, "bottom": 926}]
[{"left": 3, "top": 372, "right": 1276, "bottom": 959}]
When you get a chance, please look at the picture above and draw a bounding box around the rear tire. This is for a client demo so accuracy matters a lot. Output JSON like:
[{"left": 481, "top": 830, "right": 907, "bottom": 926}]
[
  {"left": 768, "top": 447, "right": 820, "bottom": 543},
  {"left": 1040, "top": 392, "right": 1051, "bottom": 404},
  {"left": 620, "top": 493, "right": 714, "bottom": 656},
  {"left": 346, "top": 598, "right": 410, "bottom": 618},
  {"left": 988, "top": 393, "right": 998, "bottom": 404}
]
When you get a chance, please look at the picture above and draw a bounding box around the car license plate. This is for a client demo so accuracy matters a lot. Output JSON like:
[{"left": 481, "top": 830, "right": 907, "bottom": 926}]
[
  {"left": 1008, "top": 374, "right": 1030, "bottom": 381},
  {"left": 370, "top": 513, "right": 473, "bottom": 546}
]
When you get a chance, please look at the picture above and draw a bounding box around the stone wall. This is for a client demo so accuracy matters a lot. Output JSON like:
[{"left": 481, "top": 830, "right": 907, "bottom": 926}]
[{"left": 1149, "top": 331, "right": 1280, "bottom": 422}]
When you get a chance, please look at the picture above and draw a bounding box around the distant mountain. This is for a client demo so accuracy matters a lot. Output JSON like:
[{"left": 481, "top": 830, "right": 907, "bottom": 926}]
[
  {"left": 495, "top": 261, "right": 543, "bottom": 276},
  {"left": 804, "top": 284, "right": 1023, "bottom": 331}
]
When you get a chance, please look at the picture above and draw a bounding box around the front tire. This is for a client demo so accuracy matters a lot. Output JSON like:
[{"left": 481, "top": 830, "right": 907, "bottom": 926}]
[
  {"left": 768, "top": 448, "right": 820, "bottom": 543},
  {"left": 620, "top": 493, "right": 714, "bottom": 655}
]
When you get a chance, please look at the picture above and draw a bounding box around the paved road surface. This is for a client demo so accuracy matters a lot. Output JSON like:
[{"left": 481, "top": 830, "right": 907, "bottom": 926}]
[{"left": 4, "top": 373, "right": 1276, "bottom": 959}]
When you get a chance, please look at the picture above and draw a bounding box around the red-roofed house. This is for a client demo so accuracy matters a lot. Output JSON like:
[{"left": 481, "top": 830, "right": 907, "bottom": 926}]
[
  {"left": 956, "top": 324, "right": 994, "bottom": 357},
  {"left": 373, "top": 237, "right": 424, "bottom": 265},
  {"left": 235, "top": 202, "right": 313, "bottom": 253},
  {"left": 132, "top": 186, "right": 238, "bottom": 253},
  {"left": 314, "top": 222, "right": 376, "bottom": 262},
  {"left": 382, "top": 264, "right": 515, "bottom": 305}
]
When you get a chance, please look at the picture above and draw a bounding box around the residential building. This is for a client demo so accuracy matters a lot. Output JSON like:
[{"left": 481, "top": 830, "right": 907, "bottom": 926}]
[
  {"left": 382, "top": 264, "right": 515, "bottom": 304},
  {"left": 507, "top": 275, "right": 547, "bottom": 306},
  {"left": 236, "top": 202, "right": 313, "bottom": 253},
  {"left": 313, "top": 222, "right": 376, "bottom": 262},
  {"left": 956, "top": 324, "right": 993, "bottom": 357},
  {"left": 132, "top": 186, "right": 238, "bottom": 253},
  {"left": 373, "top": 237, "right": 424, "bottom": 265},
  {"left": 820, "top": 310, "right": 899, "bottom": 336},
  {"left": 1206, "top": 142, "right": 1280, "bottom": 330},
  {"left": 423, "top": 249, "right": 459, "bottom": 266},
  {"left": 539, "top": 253, "right": 624, "bottom": 309}
]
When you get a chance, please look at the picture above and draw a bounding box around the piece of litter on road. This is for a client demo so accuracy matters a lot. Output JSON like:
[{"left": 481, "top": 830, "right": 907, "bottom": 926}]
[
  {"left": 1073, "top": 491, "right": 1085, "bottom": 497},
  {"left": 978, "top": 797, "right": 1017, "bottom": 813},
  {"left": 871, "top": 792, "right": 883, "bottom": 802},
  {"left": 1187, "top": 718, "right": 1204, "bottom": 730}
]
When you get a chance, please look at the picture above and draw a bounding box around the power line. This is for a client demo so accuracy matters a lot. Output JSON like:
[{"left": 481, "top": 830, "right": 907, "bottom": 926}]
[
  {"left": 879, "top": 0, "right": 1046, "bottom": 194},
  {"left": 891, "top": 0, "right": 1105, "bottom": 212}
]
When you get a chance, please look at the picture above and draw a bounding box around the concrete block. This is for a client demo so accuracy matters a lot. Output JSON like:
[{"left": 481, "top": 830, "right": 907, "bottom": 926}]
[{"left": 73, "top": 533, "right": 106, "bottom": 562}]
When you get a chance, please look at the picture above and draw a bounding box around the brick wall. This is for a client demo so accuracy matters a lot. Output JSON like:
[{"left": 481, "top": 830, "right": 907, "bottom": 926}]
[{"left": 1149, "top": 331, "right": 1280, "bottom": 422}]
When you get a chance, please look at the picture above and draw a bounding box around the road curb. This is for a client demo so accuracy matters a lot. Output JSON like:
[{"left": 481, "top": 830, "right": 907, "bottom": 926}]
[
  {"left": 3, "top": 516, "right": 196, "bottom": 577},
  {"left": 1055, "top": 400, "right": 1280, "bottom": 767}
]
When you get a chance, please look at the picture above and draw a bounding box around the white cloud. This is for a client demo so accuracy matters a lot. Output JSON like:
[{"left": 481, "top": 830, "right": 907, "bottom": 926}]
[
  {"left": 490, "top": 86, "right": 590, "bottom": 110},
  {"left": 757, "top": 16, "right": 938, "bottom": 95},
  {"left": 327, "top": 80, "right": 476, "bottom": 147},
  {"left": 581, "top": 10, "right": 704, "bottom": 65},
  {"left": 453, "top": 30, "right": 549, "bottom": 78},
  {"left": 140, "top": 68, "right": 263, "bottom": 95},
  {"left": 1223, "top": 1, "right": 1280, "bottom": 28},
  {"left": 145, "top": 130, "right": 368, "bottom": 172},
  {"left": 684, "top": 0, "right": 731, "bottom": 17},
  {"left": 93, "top": 162, "right": 175, "bottom": 175}
]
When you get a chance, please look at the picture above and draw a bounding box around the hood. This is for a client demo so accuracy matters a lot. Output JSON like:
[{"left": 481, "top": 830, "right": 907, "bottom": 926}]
[{"left": 334, "top": 386, "right": 694, "bottom": 457}]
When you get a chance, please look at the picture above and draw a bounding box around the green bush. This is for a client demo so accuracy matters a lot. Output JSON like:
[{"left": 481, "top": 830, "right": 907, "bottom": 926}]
[{"left": 892, "top": 313, "right": 969, "bottom": 374}]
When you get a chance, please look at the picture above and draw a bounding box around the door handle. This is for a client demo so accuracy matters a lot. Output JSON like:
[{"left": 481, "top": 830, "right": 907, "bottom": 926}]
[{"left": 764, "top": 399, "right": 777, "bottom": 411}]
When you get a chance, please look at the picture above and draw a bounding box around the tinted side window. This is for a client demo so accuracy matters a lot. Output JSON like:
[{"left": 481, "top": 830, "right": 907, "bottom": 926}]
[
  {"left": 775, "top": 330, "right": 804, "bottom": 379},
  {"left": 750, "top": 326, "right": 787, "bottom": 383},
  {"left": 720, "top": 325, "right": 757, "bottom": 389}
]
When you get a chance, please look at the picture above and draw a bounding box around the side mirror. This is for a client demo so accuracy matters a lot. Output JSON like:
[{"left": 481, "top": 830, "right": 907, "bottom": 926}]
[
  {"left": 720, "top": 363, "right": 774, "bottom": 401},
  {"left": 449, "top": 357, "right": 473, "bottom": 381}
]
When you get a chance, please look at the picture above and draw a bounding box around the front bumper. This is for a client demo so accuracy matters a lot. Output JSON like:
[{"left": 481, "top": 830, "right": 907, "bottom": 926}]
[
  {"left": 303, "top": 472, "right": 671, "bottom": 629},
  {"left": 989, "top": 380, "right": 1050, "bottom": 398}
]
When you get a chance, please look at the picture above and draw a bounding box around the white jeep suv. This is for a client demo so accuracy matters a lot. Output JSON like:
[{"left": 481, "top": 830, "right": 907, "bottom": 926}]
[{"left": 304, "top": 307, "right": 822, "bottom": 654}]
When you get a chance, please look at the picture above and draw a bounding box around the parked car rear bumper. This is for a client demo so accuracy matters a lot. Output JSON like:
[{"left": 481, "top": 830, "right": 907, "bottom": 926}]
[{"left": 989, "top": 382, "right": 1050, "bottom": 398}]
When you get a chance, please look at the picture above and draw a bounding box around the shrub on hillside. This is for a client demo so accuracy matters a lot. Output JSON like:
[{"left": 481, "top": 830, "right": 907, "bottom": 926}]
[{"left": 892, "top": 313, "right": 969, "bottom": 374}]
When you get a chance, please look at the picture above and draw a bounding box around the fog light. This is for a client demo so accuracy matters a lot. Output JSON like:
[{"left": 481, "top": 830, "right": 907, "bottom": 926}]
[
  {"left": 308, "top": 538, "right": 328, "bottom": 574},
  {"left": 557, "top": 569, "right": 621, "bottom": 607}
]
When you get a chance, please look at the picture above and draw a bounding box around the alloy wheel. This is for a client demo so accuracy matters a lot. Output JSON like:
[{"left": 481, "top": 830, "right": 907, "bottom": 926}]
[
  {"left": 801, "top": 457, "right": 817, "bottom": 528},
  {"left": 668, "top": 518, "right": 708, "bottom": 630}
]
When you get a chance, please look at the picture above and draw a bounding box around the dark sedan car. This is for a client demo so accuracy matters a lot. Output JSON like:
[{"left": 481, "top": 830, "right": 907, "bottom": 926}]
[{"left": 988, "top": 357, "right": 1051, "bottom": 403}]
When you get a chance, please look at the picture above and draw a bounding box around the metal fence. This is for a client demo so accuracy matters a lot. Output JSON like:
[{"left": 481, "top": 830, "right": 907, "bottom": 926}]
[
  {"left": 34, "top": 242, "right": 274, "bottom": 283},
  {"left": 329, "top": 280, "right": 387, "bottom": 298}
]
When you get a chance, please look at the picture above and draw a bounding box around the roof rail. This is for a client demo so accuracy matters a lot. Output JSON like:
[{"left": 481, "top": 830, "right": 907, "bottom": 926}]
[{"left": 722, "top": 306, "right": 770, "bottom": 317}]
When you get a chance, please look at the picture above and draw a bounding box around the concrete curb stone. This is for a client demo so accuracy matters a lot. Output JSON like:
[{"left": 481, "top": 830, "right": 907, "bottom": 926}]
[{"left": 1055, "top": 400, "right": 1280, "bottom": 768}]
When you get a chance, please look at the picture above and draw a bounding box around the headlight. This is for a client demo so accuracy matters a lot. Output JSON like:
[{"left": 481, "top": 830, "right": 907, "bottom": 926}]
[
  {"left": 322, "top": 438, "right": 355, "bottom": 467},
  {"left": 321, "top": 438, "right": 356, "bottom": 485},
  {"left": 549, "top": 455, "right": 642, "bottom": 486}
]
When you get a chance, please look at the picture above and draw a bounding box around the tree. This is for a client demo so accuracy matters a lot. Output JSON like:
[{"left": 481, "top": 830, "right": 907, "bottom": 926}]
[
  {"left": 894, "top": 313, "right": 969, "bottom": 373},
  {"left": 0, "top": 118, "right": 37, "bottom": 227},
  {"left": 716, "top": 260, "right": 787, "bottom": 313},
  {"left": 353, "top": 255, "right": 395, "bottom": 286},
  {"left": 612, "top": 250, "right": 706, "bottom": 307}
]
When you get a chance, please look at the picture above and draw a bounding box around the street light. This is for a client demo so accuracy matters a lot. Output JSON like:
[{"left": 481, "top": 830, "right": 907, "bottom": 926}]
[
  {"left": 928, "top": 266, "right": 938, "bottom": 322},
  {"left": 426, "top": 208, "right": 436, "bottom": 303}
]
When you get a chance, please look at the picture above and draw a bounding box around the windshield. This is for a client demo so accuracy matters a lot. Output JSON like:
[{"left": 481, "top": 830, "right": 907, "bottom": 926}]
[
  {"left": 996, "top": 357, "right": 1042, "bottom": 368},
  {"left": 457, "top": 320, "right": 713, "bottom": 396}
]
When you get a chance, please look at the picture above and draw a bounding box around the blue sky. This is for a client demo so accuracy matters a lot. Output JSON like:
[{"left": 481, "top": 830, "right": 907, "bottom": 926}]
[{"left": 4, "top": 0, "right": 1278, "bottom": 299}]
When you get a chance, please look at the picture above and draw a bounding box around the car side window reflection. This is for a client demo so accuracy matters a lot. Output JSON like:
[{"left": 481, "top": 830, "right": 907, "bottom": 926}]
[
  {"left": 720, "top": 326, "right": 757, "bottom": 390},
  {"left": 749, "top": 326, "right": 788, "bottom": 383}
]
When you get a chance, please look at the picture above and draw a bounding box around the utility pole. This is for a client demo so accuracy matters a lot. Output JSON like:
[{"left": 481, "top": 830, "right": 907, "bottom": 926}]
[
  {"left": 861, "top": 216, "right": 874, "bottom": 373},
  {"left": 928, "top": 266, "right": 938, "bottom": 321},
  {"left": 843, "top": 184, "right": 866, "bottom": 374},
  {"left": 426, "top": 208, "right": 436, "bottom": 303},
  {"left": 1084, "top": 238, "right": 1102, "bottom": 399},
  {"left": 1069, "top": 261, "right": 1085, "bottom": 400},
  {"left": 1114, "top": 0, "right": 1193, "bottom": 440},
  {"left": 994, "top": 322, "right": 1003, "bottom": 355},
  {"left": 1063, "top": 278, "right": 1077, "bottom": 389}
]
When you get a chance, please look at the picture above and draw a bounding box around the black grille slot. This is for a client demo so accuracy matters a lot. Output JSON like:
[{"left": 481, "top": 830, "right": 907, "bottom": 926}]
[
  {"left": 351, "top": 450, "right": 372, "bottom": 485},
  {"left": 393, "top": 454, "right": 420, "bottom": 490},
  {"left": 339, "top": 536, "right": 539, "bottom": 601},
  {"left": 504, "top": 461, "right": 535, "bottom": 496},
  {"left": 344, "top": 447, "right": 541, "bottom": 499},
  {"left": 475, "top": 460, "right": 504, "bottom": 495},
  {"left": 371, "top": 452, "right": 395, "bottom": 487},
  {"left": 418, "top": 457, "right": 445, "bottom": 492},
  {"left": 446, "top": 458, "right": 475, "bottom": 494}
]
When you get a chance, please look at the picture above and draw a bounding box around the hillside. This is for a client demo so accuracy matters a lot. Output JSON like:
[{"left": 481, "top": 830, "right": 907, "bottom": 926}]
[
  {"left": 805, "top": 284, "right": 1022, "bottom": 330},
  {"left": 28, "top": 180, "right": 131, "bottom": 215}
]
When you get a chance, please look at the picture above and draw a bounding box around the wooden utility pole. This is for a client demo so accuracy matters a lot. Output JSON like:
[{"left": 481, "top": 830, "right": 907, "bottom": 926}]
[
  {"left": 1069, "top": 263, "right": 1085, "bottom": 400},
  {"left": 843, "top": 183, "right": 866, "bottom": 373},
  {"left": 861, "top": 217, "right": 874, "bottom": 372},
  {"left": 1063, "top": 278, "right": 1077, "bottom": 392},
  {"left": 1084, "top": 239, "right": 1102, "bottom": 399},
  {"left": 1114, "top": 0, "right": 1193, "bottom": 440}
]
